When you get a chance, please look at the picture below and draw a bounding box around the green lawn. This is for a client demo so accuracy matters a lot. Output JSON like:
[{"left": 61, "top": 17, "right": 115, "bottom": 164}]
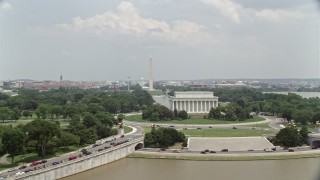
[
  {"left": 180, "top": 128, "right": 274, "bottom": 137},
  {"left": 0, "top": 121, "right": 28, "bottom": 127},
  {"left": 143, "top": 127, "right": 274, "bottom": 137},
  {"left": 127, "top": 115, "right": 265, "bottom": 125},
  {"left": 124, "top": 126, "right": 133, "bottom": 133},
  {"left": 285, "top": 124, "right": 316, "bottom": 133}
]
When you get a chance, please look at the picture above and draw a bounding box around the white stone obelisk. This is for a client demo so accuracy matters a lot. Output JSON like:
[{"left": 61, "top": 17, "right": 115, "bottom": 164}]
[{"left": 149, "top": 56, "right": 154, "bottom": 91}]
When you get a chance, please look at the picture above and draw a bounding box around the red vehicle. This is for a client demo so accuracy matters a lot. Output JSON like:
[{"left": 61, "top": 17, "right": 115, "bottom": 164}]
[
  {"left": 288, "top": 149, "right": 294, "bottom": 152},
  {"left": 30, "top": 161, "right": 41, "bottom": 166},
  {"left": 69, "top": 156, "right": 77, "bottom": 160}
]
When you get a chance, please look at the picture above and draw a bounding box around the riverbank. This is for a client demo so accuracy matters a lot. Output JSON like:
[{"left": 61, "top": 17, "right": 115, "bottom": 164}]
[{"left": 128, "top": 150, "right": 320, "bottom": 161}]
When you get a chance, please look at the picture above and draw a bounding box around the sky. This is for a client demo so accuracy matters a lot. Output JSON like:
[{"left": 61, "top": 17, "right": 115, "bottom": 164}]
[{"left": 0, "top": 0, "right": 319, "bottom": 81}]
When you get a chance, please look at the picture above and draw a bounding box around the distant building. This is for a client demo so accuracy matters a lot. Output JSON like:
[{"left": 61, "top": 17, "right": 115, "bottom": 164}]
[
  {"left": 216, "top": 81, "right": 248, "bottom": 88},
  {"left": 169, "top": 91, "right": 219, "bottom": 114}
]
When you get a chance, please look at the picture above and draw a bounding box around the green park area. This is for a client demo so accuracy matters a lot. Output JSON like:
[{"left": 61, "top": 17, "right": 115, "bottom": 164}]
[
  {"left": 180, "top": 128, "right": 274, "bottom": 137},
  {"left": 127, "top": 114, "right": 265, "bottom": 125},
  {"left": 143, "top": 127, "right": 274, "bottom": 137}
]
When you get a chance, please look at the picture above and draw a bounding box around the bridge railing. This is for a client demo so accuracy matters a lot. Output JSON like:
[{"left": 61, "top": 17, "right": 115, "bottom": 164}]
[{"left": 15, "top": 136, "right": 145, "bottom": 180}]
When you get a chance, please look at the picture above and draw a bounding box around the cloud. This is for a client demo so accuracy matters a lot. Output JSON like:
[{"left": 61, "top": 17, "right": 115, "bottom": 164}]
[
  {"left": 199, "top": 0, "right": 242, "bottom": 24},
  {"left": 57, "top": 1, "right": 211, "bottom": 44},
  {"left": 255, "top": 9, "right": 304, "bottom": 22},
  {"left": 0, "top": 1, "right": 12, "bottom": 11}
]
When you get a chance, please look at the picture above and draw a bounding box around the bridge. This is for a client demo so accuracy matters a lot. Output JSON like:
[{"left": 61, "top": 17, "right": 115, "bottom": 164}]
[{"left": 13, "top": 136, "right": 144, "bottom": 180}]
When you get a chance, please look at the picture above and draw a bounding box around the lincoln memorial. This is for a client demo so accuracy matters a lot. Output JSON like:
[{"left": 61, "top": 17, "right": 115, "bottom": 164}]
[{"left": 169, "top": 91, "right": 219, "bottom": 114}]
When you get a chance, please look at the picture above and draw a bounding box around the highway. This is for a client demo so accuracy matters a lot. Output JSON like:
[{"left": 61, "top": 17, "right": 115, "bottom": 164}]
[{"left": 0, "top": 125, "right": 144, "bottom": 179}]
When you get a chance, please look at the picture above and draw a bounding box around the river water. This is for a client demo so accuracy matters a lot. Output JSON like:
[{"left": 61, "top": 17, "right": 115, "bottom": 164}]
[{"left": 63, "top": 158, "right": 320, "bottom": 180}]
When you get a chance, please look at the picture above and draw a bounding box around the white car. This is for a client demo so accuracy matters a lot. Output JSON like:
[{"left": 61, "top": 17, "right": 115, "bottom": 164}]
[
  {"left": 15, "top": 171, "right": 25, "bottom": 176},
  {"left": 264, "top": 148, "right": 273, "bottom": 152}
]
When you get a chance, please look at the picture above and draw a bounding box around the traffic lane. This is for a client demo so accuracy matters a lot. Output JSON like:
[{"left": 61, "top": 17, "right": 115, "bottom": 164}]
[
  {"left": 123, "top": 117, "right": 272, "bottom": 128},
  {"left": 4, "top": 138, "right": 128, "bottom": 177},
  {"left": 4, "top": 134, "right": 143, "bottom": 178}
]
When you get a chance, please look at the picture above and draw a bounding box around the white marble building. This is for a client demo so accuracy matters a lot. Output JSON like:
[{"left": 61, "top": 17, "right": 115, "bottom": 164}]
[{"left": 169, "top": 91, "right": 219, "bottom": 113}]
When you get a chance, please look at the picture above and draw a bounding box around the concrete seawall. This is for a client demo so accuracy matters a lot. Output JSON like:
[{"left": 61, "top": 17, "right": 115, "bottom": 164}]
[{"left": 14, "top": 136, "right": 144, "bottom": 180}]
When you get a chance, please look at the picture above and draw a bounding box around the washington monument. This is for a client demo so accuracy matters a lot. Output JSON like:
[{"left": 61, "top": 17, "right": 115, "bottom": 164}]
[{"left": 148, "top": 56, "right": 154, "bottom": 91}]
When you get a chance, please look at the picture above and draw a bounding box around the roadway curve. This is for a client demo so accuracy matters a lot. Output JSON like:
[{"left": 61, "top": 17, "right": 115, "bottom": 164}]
[{"left": 124, "top": 115, "right": 284, "bottom": 132}]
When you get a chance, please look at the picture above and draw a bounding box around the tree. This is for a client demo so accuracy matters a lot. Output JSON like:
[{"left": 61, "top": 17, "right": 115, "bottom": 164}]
[
  {"left": 11, "top": 107, "right": 22, "bottom": 121},
  {"left": 2, "top": 128, "right": 25, "bottom": 164},
  {"left": 95, "top": 112, "right": 115, "bottom": 127},
  {"left": 117, "top": 114, "right": 125, "bottom": 123},
  {"left": 144, "top": 132, "right": 155, "bottom": 147},
  {"left": 0, "top": 107, "right": 12, "bottom": 123},
  {"left": 50, "top": 105, "right": 63, "bottom": 120},
  {"left": 208, "top": 107, "right": 221, "bottom": 119},
  {"left": 142, "top": 104, "right": 173, "bottom": 121},
  {"left": 96, "top": 125, "right": 112, "bottom": 139},
  {"left": 275, "top": 127, "right": 302, "bottom": 147},
  {"left": 293, "top": 110, "right": 313, "bottom": 125},
  {"left": 132, "top": 90, "right": 154, "bottom": 106},
  {"left": 34, "top": 104, "right": 49, "bottom": 119},
  {"left": 22, "top": 110, "right": 32, "bottom": 118},
  {"left": 26, "top": 119, "right": 60, "bottom": 157},
  {"left": 173, "top": 109, "right": 178, "bottom": 119},
  {"left": 144, "top": 127, "right": 185, "bottom": 148},
  {"left": 178, "top": 110, "right": 188, "bottom": 119},
  {"left": 225, "top": 103, "right": 237, "bottom": 120},
  {"left": 312, "top": 112, "right": 320, "bottom": 124},
  {"left": 281, "top": 108, "right": 294, "bottom": 122},
  {"left": 83, "top": 113, "right": 99, "bottom": 128},
  {"left": 299, "top": 126, "right": 309, "bottom": 144},
  {"left": 58, "top": 131, "right": 80, "bottom": 150},
  {"left": 69, "top": 114, "right": 81, "bottom": 127}
]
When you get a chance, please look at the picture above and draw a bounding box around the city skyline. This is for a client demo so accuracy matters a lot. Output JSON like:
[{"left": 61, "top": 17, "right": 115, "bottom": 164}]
[{"left": 0, "top": 0, "right": 319, "bottom": 81}]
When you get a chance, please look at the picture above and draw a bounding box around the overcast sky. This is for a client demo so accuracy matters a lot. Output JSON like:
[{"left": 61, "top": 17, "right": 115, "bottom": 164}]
[{"left": 0, "top": 0, "right": 319, "bottom": 81}]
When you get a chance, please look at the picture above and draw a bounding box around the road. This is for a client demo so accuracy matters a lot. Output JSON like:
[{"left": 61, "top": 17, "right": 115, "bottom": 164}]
[
  {"left": 0, "top": 125, "right": 144, "bottom": 179},
  {"left": 124, "top": 116, "right": 284, "bottom": 132}
]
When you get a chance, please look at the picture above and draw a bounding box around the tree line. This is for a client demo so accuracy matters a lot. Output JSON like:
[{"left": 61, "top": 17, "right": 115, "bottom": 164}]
[
  {"left": 166, "top": 88, "right": 320, "bottom": 124},
  {"left": 0, "top": 87, "right": 154, "bottom": 163},
  {"left": 0, "top": 87, "right": 154, "bottom": 121}
]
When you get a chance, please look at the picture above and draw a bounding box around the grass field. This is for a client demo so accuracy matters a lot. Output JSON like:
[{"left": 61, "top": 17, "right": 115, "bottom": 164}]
[
  {"left": 127, "top": 115, "right": 265, "bottom": 125},
  {"left": 180, "top": 128, "right": 274, "bottom": 137},
  {"left": 143, "top": 127, "right": 274, "bottom": 137},
  {"left": 124, "top": 126, "right": 133, "bottom": 133}
]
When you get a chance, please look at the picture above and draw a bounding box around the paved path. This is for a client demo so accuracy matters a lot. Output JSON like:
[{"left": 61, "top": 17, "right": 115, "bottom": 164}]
[
  {"left": 124, "top": 116, "right": 274, "bottom": 128},
  {"left": 0, "top": 154, "right": 10, "bottom": 165}
]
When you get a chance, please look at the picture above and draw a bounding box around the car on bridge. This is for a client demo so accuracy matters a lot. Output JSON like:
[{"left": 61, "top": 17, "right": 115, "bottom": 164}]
[
  {"left": 30, "top": 161, "right": 41, "bottom": 166},
  {"left": 18, "top": 166, "right": 27, "bottom": 170},
  {"left": 69, "top": 156, "right": 77, "bottom": 160},
  {"left": 52, "top": 162, "right": 60, "bottom": 165},
  {"left": 264, "top": 148, "right": 273, "bottom": 152}
]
